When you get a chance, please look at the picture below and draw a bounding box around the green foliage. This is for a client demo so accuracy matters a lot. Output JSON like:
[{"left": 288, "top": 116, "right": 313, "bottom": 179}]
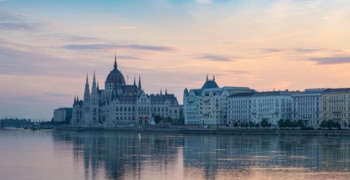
[
  {"left": 261, "top": 119, "right": 271, "bottom": 127},
  {"left": 154, "top": 115, "right": 162, "bottom": 124},
  {"left": 278, "top": 119, "right": 305, "bottom": 128},
  {"left": 232, "top": 121, "right": 259, "bottom": 128},
  {"left": 320, "top": 120, "right": 341, "bottom": 129},
  {"left": 153, "top": 116, "right": 182, "bottom": 125}
]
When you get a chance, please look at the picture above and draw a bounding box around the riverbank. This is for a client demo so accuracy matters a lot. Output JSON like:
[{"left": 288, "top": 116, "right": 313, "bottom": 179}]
[{"left": 54, "top": 126, "right": 350, "bottom": 136}]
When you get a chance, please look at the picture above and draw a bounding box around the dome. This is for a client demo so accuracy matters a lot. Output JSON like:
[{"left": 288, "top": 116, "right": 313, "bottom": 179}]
[
  {"left": 201, "top": 80, "right": 219, "bottom": 89},
  {"left": 201, "top": 75, "right": 219, "bottom": 89},
  {"left": 105, "top": 57, "right": 125, "bottom": 85}
]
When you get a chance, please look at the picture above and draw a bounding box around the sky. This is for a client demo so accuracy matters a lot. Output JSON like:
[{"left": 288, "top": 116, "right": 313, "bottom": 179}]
[{"left": 1, "top": 0, "right": 350, "bottom": 120}]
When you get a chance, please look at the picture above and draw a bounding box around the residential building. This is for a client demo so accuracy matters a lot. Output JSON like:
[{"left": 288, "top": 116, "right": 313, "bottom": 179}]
[
  {"left": 227, "top": 92, "right": 255, "bottom": 126},
  {"left": 53, "top": 107, "right": 72, "bottom": 123},
  {"left": 251, "top": 91, "right": 294, "bottom": 126},
  {"left": 292, "top": 88, "right": 325, "bottom": 127},
  {"left": 322, "top": 88, "right": 350, "bottom": 127},
  {"left": 183, "top": 76, "right": 254, "bottom": 126}
]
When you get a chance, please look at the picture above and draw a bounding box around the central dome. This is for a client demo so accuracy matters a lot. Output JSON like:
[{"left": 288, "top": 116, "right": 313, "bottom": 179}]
[{"left": 105, "top": 56, "right": 125, "bottom": 86}]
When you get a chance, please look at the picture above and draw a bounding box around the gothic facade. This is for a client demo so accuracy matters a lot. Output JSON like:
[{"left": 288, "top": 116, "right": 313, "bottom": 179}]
[{"left": 71, "top": 55, "right": 180, "bottom": 128}]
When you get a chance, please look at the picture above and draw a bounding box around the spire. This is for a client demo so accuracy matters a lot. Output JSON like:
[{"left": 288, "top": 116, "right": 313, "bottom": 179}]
[
  {"left": 160, "top": 89, "right": 162, "bottom": 95},
  {"left": 114, "top": 52, "right": 117, "bottom": 70},
  {"left": 133, "top": 77, "right": 136, "bottom": 86},
  {"left": 206, "top": 75, "right": 208, "bottom": 81},
  {"left": 213, "top": 75, "right": 215, "bottom": 81},
  {"left": 138, "top": 75, "right": 142, "bottom": 90},
  {"left": 97, "top": 81, "right": 99, "bottom": 91},
  {"left": 84, "top": 73, "right": 90, "bottom": 101},
  {"left": 92, "top": 71, "right": 96, "bottom": 89},
  {"left": 85, "top": 73, "right": 89, "bottom": 86},
  {"left": 91, "top": 71, "right": 98, "bottom": 97},
  {"left": 165, "top": 88, "right": 167, "bottom": 95}
]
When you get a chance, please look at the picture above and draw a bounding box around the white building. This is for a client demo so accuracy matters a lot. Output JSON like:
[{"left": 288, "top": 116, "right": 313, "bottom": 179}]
[
  {"left": 53, "top": 107, "right": 72, "bottom": 122},
  {"left": 292, "top": 88, "right": 325, "bottom": 128},
  {"left": 227, "top": 92, "right": 255, "bottom": 125},
  {"left": 251, "top": 91, "right": 294, "bottom": 126},
  {"left": 70, "top": 55, "right": 181, "bottom": 128},
  {"left": 183, "top": 76, "right": 219, "bottom": 125},
  {"left": 183, "top": 76, "right": 254, "bottom": 126}
]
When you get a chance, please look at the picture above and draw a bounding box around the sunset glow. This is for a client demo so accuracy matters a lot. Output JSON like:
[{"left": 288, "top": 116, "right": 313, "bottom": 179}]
[{"left": 1, "top": 0, "right": 350, "bottom": 119}]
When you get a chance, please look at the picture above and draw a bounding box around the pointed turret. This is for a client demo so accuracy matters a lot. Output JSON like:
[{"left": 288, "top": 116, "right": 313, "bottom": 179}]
[
  {"left": 92, "top": 71, "right": 97, "bottom": 90},
  {"left": 84, "top": 73, "right": 90, "bottom": 101},
  {"left": 138, "top": 75, "right": 142, "bottom": 90},
  {"left": 133, "top": 77, "right": 136, "bottom": 86},
  {"left": 160, "top": 89, "right": 163, "bottom": 96},
  {"left": 114, "top": 52, "right": 117, "bottom": 70},
  {"left": 91, "top": 71, "right": 99, "bottom": 105},
  {"left": 213, "top": 75, "right": 215, "bottom": 81},
  {"left": 206, "top": 75, "right": 208, "bottom": 81},
  {"left": 165, "top": 88, "right": 167, "bottom": 95}
]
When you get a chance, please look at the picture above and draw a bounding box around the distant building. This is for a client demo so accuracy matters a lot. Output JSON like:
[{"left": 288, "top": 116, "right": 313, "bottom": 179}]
[
  {"left": 251, "top": 91, "right": 294, "bottom": 126},
  {"left": 322, "top": 88, "right": 350, "bottom": 127},
  {"left": 228, "top": 91, "right": 296, "bottom": 126},
  {"left": 70, "top": 55, "right": 181, "bottom": 127},
  {"left": 53, "top": 107, "right": 72, "bottom": 123},
  {"left": 292, "top": 88, "right": 325, "bottom": 128},
  {"left": 183, "top": 76, "right": 254, "bottom": 126},
  {"left": 227, "top": 92, "right": 255, "bottom": 126}
]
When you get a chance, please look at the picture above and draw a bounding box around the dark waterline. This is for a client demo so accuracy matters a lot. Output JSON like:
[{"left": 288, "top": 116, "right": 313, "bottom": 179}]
[{"left": 1, "top": 129, "right": 350, "bottom": 180}]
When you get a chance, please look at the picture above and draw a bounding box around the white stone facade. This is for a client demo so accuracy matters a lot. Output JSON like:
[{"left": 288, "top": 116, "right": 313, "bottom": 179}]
[
  {"left": 251, "top": 91, "right": 294, "bottom": 126},
  {"left": 53, "top": 107, "right": 72, "bottom": 122},
  {"left": 227, "top": 93, "right": 254, "bottom": 125},
  {"left": 70, "top": 56, "right": 180, "bottom": 128},
  {"left": 183, "top": 76, "right": 254, "bottom": 126},
  {"left": 292, "top": 89, "right": 324, "bottom": 128}
]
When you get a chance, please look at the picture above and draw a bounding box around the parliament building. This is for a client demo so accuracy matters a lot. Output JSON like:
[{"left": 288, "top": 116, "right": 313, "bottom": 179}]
[{"left": 70, "top": 55, "right": 181, "bottom": 127}]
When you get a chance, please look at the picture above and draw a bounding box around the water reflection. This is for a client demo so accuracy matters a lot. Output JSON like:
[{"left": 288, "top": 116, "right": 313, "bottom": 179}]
[{"left": 52, "top": 131, "right": 350, "bottom": 180}]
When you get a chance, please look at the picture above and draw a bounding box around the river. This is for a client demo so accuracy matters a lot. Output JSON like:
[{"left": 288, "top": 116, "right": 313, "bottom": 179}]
[{"left": 1, "top": 128, "right": 350, "bottom": 180}]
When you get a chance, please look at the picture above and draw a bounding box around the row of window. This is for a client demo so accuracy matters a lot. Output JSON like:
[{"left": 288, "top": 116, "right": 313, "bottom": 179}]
[{"left": 323, "top": 95, "right": 350, "bottom": 99}]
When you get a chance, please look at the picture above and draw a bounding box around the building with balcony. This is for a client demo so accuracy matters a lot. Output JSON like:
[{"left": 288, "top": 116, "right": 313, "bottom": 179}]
[
  {"left": 183, "top": 76, "right": 254, "bottom": 126},
  {"left": 322, "top": 88, "right": 350, "bottom": 127},
  {"left": 292, "top": 88, "right": 325, "bottom": 128}
]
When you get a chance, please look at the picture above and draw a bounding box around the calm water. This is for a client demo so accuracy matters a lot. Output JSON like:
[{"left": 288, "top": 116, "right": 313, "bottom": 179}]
[{"left": 1, "top": 129, "right": 350, "bottom": 180}]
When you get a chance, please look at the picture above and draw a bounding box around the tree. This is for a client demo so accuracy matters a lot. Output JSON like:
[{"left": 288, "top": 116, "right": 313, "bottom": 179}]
[
  {"left": 278, "top": 119, "right": 285, "bottom": 127},
  {"left": 154, "top": 115, "right": 161, "bottom": 124},
  {"left": 320, "top": 120, "right": 341, "bottom": 129},
  {"left": 261, "top": 119, "right": 270, "bottom": 127}
]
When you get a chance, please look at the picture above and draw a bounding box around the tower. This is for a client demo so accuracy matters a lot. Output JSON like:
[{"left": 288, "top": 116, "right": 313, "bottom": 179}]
[
  {"left": 83, "top": 74, "right": 91, "bottom": 126},
  {"left": 84, "top": 74, "right": 90, "bottom": 102},
  {"left": 91, "top": 71, "right": 99, "bottom": 124},
  {"left": 138, "top": 75, "right": 142, "bottom": 90}
]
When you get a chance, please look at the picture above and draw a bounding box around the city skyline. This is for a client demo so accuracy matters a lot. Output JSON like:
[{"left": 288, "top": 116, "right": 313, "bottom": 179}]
[{"left": 1, "top": 0, "right": 350, "bottom": 120}]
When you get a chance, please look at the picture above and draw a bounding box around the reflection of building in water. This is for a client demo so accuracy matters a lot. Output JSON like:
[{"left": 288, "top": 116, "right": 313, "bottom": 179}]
[
  {"left": 53, "top": 131, "right": 184, "bottom": 179},
  {"left": 183, "top": 135, "right": 220, "bottom": 180},
  {"left": 183, "top": 135, "right": 330, "bottom": 176},
  {"left": 51, "top": 132, "right": 350, "bottom": 179},
  {"left": 320, "top": 138, "right": 350, "bottom": 171}
]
